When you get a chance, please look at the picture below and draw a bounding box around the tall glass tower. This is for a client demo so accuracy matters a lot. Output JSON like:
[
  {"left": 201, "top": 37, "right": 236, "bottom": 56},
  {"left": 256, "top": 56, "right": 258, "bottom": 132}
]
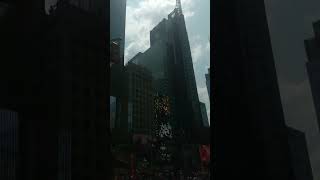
[
  {"left": 110, "top": 0, "right": 126, "bottom": 64},
  {"left": 131, "top": 0, "right": 202, "bottom": 136}
]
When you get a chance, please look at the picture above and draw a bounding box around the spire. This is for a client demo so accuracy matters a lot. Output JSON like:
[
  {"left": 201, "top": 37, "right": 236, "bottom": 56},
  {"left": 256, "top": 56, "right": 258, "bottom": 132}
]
[{"left": 176, "top": 0, "right": 182, "bottom": 15}]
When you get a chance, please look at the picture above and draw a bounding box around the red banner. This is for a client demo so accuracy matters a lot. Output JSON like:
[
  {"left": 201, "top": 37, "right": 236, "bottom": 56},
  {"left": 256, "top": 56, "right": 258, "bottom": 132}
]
[{"left": 199, "top": 145, "right": 210, "bottom": 163}]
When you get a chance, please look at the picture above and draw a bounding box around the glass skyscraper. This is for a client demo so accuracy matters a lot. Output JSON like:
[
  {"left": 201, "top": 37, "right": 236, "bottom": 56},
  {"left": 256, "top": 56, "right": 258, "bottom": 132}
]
[
  {"left": 110, "top": 0, "right": 126, "bottom": 64},
  {"left": 130, "top": 1, "right": 203, "bottom": 136}
]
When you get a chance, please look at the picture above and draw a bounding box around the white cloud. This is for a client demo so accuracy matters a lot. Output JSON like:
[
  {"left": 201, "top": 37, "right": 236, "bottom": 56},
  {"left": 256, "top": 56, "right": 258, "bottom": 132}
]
[
  {"left": 190, "top": 35, "right": 210, "bottom": 63},
  {"left": 206, "top": 41, "right": 210, "bottom": 52},
  {"left": 191, "top": 44, "right": 203, "bottom": 63},
  {"left": 125, "top": 0, "right": 196, "bottom": 63}
]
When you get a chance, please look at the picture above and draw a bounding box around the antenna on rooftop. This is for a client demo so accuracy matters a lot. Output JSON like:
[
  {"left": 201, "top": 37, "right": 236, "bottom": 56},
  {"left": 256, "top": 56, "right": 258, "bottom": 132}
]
[{"left": 176, "top": 0, "right": 182, "bottom": 15}]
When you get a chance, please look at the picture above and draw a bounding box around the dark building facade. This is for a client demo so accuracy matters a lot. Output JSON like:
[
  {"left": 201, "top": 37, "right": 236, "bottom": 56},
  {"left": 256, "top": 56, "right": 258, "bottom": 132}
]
[
  {"left": 305, "top": 20, "right": 320, "bottom": 131},
  {"left": 110, "top": 0, "right": 128, "bottom": 133},
  {"left": 43, "top": 3, "right": 109, "bottom": 179},
  {"left": 199, "top": 102, "right": 209, "bottom": 127},
  {"left": 130, "top": 2, "right": 203, "bottom": 138},
  {"left": 205, "top": 68, "right": 210, "bottom": 99},
  {"left": 0, "top": 1, "right": 110, "bottom": 179},
  {"left": 213, "top": 0, "right": 295, "bottom": 179},
  {"left": 110, "top": 0, "right": 126, "bottom": 63},
  {"left": 287, "top": 127, "right": 314, "bottom": 180},
  {"left": 0, "top": 110, "right": 19, "bottom": 180},
  {"left": 125, "top": 62, "right": 153, "bottom": 135}
]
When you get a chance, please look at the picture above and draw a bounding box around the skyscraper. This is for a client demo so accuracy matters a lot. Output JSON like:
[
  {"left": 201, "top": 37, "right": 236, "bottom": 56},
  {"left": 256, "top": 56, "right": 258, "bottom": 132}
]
[
  {"left": 44, "top": 4, "right": 109, "bottom": 179},
  {"left": 131, "top": 0, "right": 203, "bottom": 137},
  {"left": 213, "top": 0, "right": 295, "bottom": 179},
  {"left": 110, "top": 0, "right": 128, "bottom": 133},
  {"left": 0, "top": 1, "right": 110, "bottom": 179},
  {"left": 110, "top": 0, "right": 126, "bottom": 63},
  {"left": 305, "top": 20, "right": 320, "bottom": 131},
  {"left": 126, "top": 62, "right": 153, "bottom": 135}
]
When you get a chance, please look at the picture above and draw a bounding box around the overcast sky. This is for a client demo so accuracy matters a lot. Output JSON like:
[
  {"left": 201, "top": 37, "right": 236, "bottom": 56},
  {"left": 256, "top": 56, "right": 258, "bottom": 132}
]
[
  {"left": 264, "top": 0, "right": 320, "bottom": 178},
  {"left": 124, "top": 0, "right": 210, "bottom": 124}
]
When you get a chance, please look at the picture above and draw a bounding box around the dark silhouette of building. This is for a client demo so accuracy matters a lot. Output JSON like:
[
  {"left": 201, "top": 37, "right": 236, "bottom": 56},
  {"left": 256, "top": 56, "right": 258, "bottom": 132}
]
[
  {"left": 0, "top": 0, "right": 110, "bottom": 179},
  {"left": 213, "top": 0, "right": 295, "bottom": 179},
  {"left": 199, "top": 102, "right": 209, "bottom": 127},
  {"left": 125, "top": 62, "right": 153, "bottom": 135},
  {"left": 110, "top": 0, "right": 126, "bottom": 64},
  {"left": 129, "top": 0, "right": 203, "bottom": 138},
  {"left": 0, "top": 110, "right": 19, "bottom": 180},
  {"left": 287, "top": 127, "right": 314, "bottom": 180},
  {"left": 110, "top": 0, "right": 128, "bottom": 134},
  {"left": 305, "top": 20, "right": 320, "bottom": 131}
]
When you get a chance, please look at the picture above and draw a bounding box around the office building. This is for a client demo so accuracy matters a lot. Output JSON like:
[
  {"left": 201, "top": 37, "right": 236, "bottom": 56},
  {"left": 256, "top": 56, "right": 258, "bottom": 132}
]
[
  {"left": 130, "top": 0, "right": 203, "bottom": 137},
  {"left": 110, "top": 0, "right": 126, "bottom": 63},
  {"left": 125, "top": 62, "right": 153, "bottom": 135},
  {"left": 0, "top": 2, "right": 53, "bottom": 179},
  {"left": 213, "top": 0, "right": 295, "bottom": 179},
  {"left": 305, "top": 20, "right": 320, "bottom": 131},
  {"left": 110, "top": 0, "right": 128, "bottom": 133},
  {"left": 0, "top": 110, "right": 19, "bottom": 180},
  {"left": 287, "top": 127, "right": 314, "bottom": 180},
  {"left": 45, "top": 3, "right": 109, "bottom": 179},
  {"left": 0, "top": 1, "right": 110, "bottom": 179},
  {"left": 199, "top": 102, "right": 209, "bottom": 127}
]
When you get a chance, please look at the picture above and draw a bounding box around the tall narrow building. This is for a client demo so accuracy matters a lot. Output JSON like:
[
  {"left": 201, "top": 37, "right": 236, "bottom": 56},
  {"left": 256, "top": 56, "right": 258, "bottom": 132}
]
[
  {"left": 305, "top": 20, "right": 320, "bottom": 131},
  {"left": 0, "top": 1, "right": 110, "bottom": 179},
  {"left": 110, "top": 0, "right": 126, "bottom": 63},
  {"left": 110, "top": 0, "right": 128, "bottom": 133},
  {"left": 132, "top": 0, "right": 203, "bottom": 138},
  {"left": 213, "top": 0, "right": 295, "bottom": 179}
]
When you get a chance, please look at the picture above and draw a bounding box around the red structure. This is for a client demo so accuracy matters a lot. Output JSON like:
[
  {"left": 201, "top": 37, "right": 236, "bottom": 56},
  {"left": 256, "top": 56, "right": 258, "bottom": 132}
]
[{"left": 199, "top": 145, "right": 210, "bottom": 163}]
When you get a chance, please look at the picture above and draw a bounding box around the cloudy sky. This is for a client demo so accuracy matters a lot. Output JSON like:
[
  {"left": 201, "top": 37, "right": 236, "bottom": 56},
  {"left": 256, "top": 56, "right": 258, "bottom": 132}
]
[
  {"left": 124, "top": 0, "right": 211, "bottom": 124},
  {"left": 264, "top": 0, "right": 320, "bottom": 178}
]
